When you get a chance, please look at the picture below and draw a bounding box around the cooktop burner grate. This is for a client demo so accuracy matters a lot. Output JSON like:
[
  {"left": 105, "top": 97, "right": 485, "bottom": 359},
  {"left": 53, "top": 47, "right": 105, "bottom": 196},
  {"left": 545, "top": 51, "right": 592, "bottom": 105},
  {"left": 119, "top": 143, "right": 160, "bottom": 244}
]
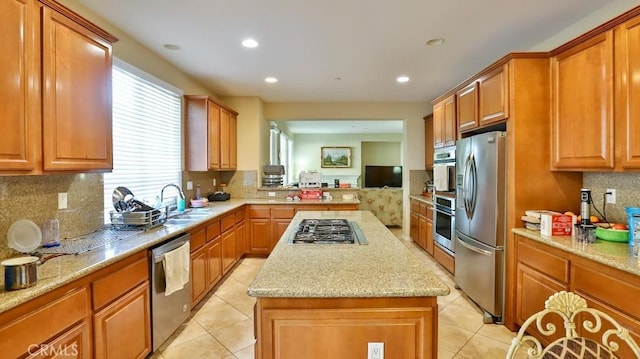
[{"left": 290, "top": 219, "right": 367, "bottom": 245}]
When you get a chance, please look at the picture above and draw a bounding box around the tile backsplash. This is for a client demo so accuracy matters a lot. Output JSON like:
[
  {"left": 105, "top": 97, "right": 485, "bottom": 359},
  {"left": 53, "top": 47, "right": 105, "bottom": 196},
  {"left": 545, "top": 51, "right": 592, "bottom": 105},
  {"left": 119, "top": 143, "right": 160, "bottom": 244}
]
[
  {"left": 583, "top": 172, "right": 640, "bottom": 224},
  {"left": 0, "top": 174, "right": 104, "bottom": 259}
]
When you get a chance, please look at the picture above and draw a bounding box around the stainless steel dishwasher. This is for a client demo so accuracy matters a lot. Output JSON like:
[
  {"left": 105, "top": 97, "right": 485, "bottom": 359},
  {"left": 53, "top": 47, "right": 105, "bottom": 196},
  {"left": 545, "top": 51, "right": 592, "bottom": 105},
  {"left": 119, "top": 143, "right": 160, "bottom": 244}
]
[{"left": 149, "top": 233, "right": 191, "bottom": 351}]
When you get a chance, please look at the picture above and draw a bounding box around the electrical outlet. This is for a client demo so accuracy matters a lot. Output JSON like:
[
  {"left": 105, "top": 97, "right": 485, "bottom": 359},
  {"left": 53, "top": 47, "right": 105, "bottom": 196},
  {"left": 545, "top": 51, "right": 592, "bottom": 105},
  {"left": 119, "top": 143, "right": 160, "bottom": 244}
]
[
  {"left": 186, "top": 181, "right": 193, "bottom": 190},
  {"left": 213, "top": 178, "right": 217, "bottom": 186},
  {"left": 606, "top": 188, "right": 616, "bottom": 204},
  {"left": 268, "top": 192, "right": 276, "bottom": 197},
  {"left": 367, "top": 342, "right": 384, "bottom": 359},
  {"left": 58, "top": 192, "right": 68, "bottom": 209}
]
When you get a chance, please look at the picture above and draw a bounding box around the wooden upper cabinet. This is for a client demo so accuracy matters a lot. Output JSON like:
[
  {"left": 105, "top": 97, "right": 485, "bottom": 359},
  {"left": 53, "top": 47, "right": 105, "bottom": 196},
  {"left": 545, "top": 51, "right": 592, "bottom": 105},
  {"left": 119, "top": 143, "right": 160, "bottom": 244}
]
[
  {"left": 478, "top": 64, "right": 509, "bottom": 126},
  {"left": 0, "top": 0, "right": 116, "bottom": 175},
  {"left": 0, "top": 0, "right": 40, "bottom": 171},
  {"left": 551, "top": 31, "right": 615, "bottom": 170},
  {"left": 423, "top": 114, "right": 434, "bottom": 169},
  {"left": 615, "top": 16, "right": 640, "bottom": 169},
  {"left": 433, "top": 94, "right": 456, "bottom": 148},
  {"left": 185, "top": 96, "right": 237, "bottom": 171},
  {"left": 456, "top": 82, "right": 478, "bottom": 132},
  {"left": 42, "top": 5, "right": 114, "bottom": 171}
]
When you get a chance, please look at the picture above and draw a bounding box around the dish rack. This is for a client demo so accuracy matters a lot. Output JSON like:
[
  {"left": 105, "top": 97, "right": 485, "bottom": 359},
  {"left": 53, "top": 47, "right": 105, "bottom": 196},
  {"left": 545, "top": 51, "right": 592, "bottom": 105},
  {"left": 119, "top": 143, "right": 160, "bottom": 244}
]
[{"left": 110, "top": 206, "right": 167, "bottom": 230}]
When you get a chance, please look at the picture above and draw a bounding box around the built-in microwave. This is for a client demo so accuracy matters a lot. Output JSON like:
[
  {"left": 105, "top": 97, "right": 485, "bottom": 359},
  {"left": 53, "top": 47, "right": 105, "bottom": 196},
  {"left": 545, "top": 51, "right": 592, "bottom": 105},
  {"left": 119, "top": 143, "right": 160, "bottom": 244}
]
[{"left": 433, "top": 147, "right": 455, "bottom": 192}]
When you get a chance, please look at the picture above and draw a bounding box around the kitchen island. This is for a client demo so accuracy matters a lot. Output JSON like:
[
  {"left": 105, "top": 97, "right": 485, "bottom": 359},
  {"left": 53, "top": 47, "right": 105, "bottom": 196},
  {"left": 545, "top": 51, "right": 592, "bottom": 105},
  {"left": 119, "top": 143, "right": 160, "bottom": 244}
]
[{"left": 247, "top": 210, "right": 450, "bottom": 359}]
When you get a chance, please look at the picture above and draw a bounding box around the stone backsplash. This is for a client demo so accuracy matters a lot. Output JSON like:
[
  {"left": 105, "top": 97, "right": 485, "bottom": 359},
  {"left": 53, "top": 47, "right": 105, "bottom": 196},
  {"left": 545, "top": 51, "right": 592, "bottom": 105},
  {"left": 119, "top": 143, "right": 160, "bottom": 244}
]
[
  {"left": 583, "top": 172, "right": 640, "bottom": 224},
  {"left": 0, "top": 174, "right": 104, "bottom": 259}
]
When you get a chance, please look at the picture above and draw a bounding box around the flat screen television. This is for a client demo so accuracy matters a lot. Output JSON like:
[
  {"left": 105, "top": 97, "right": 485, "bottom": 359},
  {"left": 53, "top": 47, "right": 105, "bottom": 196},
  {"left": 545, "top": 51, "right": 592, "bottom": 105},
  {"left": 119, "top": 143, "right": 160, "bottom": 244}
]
[{"left": 364, "top": 165, "right": 402, "bottom": 188}]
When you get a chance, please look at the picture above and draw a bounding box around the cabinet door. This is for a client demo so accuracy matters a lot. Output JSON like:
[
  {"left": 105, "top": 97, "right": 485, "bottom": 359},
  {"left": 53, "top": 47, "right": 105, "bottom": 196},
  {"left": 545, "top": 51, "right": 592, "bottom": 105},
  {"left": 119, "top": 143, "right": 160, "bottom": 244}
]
[
  {"left": 551, "top": 31, "right": 614, "bottom": 169},
  {"left": 190, "top": 246, "right": 207, "bottom": 306},
  {"left": 93, "top": 282, "right": 151, "bottom": 359},
  {"left": 249, "top": 218, "right": 271, "bottom": 255},
  {"left": 479, "top": 64, "right": 509, "bottom": 125},
  {"left": 272, "top": 219, "right": 291, "bottom": 250},
  {"left": 417, "top": 216, "right": 427, "bottom": 250},
  {"left": 41, "top": 6, "right": 113, "bottom": 171},
  {"left": 425, "top": 219, "right": 434, "bottom": 256},
  {"left": 515, "top": 263, "right": 567, "bottom": 345},
  {"left": 432, "top": 101, "right": 444, "bottom": 148},
  {"left": 221, "top": 229, "right": 236, "bottom": 274},
  {"left": 235, "top": 222, "right": 245, "bottom": 261},
  {"left": 615, "top": 17, "right": 640, "bottom": 169},
  {"left": 0, "top": 0, "right": 39, "bottom": 172},
  {"left": 409, "top": 211, "right": 419, "bottom": 243},
  {"left": 207, "top": 101, "right": 221, "bottom": 170},
  {"left": 206, "top": 239, "right": 222, "bottom": 289},
  {"left": 229, "top": 112, "right": 238, "bottom": 169},
  {"left": 219, "top": 107, "right": 231, "bottom": 169},
  {"left": 443, "top": 95, "right": 457, "bottom": 147},
  {"left": 457, "top": 82, "right": 478, "bottom": 132},
  {"left": 423, "top": 115, "right": 434, "bottom": 168},
  {"left": 26, "top": 322, "right": 91, "bottom": 359}
]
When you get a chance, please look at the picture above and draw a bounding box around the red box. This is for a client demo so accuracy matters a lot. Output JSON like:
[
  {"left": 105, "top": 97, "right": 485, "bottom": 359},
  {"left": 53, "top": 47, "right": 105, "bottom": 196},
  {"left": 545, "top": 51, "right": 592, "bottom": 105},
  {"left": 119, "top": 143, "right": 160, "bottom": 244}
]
[
  {"left": 540, "top": 214, "right": 575, "bottom": 236},
  {"left": 299, "top": 189, "right": 323, "bottom": 199}
]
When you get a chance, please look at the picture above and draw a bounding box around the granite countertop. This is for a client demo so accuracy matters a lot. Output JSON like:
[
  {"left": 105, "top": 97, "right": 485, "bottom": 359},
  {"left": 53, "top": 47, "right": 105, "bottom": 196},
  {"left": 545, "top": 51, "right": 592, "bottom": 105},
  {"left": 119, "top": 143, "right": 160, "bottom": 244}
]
[
  {"left": 247, "top": 210, "right": 450, "bottom": 298},
  {"left": 0, "top": 198, "right": 360, "bottom": 315},
  {"left": 512, "top": 228, "right": 640, "bottom": 276},
  {"left": 409, "top": 194, "right": 433, "bottom": 204}
]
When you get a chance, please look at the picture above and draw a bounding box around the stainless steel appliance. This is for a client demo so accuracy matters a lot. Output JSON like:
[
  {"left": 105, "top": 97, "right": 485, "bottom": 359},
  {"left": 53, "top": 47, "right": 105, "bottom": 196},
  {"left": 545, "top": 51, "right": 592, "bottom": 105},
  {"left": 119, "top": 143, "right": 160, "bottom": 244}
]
[
  {"left": 149, "top": 233, "right": 191, "bottom": 351},
  {"left": 288, "top": 219, "right": 367, "bottom": 245},
  {"left": 433, "top": 195, "right": 456, "bottom": 255},
  {"left": 455, "top": 131, "right": 506, "bottom": 323},
  {"left": 433, "top": 146, "right": 456, "bottom": 192}
]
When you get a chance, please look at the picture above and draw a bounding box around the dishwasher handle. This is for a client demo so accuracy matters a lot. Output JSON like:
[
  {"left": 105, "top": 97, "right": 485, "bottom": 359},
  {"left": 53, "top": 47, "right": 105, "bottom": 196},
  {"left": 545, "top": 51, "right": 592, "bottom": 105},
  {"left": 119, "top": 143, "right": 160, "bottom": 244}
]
[{"left": 151, "top": 233, "right": 190, "bottom": 263}]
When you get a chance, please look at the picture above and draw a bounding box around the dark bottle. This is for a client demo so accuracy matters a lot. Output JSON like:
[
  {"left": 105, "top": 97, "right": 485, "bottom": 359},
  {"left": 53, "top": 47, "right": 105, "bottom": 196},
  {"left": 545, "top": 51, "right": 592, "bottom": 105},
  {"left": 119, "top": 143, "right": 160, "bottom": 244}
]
[{"left": 334, "top": 179, "right": 340, "bottom": 188}]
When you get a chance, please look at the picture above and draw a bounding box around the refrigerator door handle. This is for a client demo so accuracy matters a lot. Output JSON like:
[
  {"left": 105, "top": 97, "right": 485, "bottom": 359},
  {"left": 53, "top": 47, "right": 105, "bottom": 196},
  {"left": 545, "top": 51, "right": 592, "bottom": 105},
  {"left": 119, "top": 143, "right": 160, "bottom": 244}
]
[
  {"left": 457, "top": 236, "right": 492, "bottom": 256},
  {"left": 469, "top": 154, "right": 478, "bottom": 217},
  {"left": 463, "top": 154, "right": 472, "bottom": 218}
]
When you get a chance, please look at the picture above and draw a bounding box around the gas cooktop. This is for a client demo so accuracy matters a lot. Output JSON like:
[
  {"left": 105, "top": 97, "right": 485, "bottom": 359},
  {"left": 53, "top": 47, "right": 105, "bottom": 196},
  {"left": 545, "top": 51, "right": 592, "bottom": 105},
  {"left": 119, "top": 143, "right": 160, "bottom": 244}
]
[{"left": 289, "top": 219, "right": 367, "bottom": 245}]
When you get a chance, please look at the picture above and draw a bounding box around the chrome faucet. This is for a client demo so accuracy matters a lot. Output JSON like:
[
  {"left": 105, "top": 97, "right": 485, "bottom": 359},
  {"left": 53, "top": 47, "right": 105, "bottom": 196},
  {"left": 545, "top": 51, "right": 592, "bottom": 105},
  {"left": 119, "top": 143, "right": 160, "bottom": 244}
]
[{"left": 160, "top": 184, "right": 185, "bottom": 213}]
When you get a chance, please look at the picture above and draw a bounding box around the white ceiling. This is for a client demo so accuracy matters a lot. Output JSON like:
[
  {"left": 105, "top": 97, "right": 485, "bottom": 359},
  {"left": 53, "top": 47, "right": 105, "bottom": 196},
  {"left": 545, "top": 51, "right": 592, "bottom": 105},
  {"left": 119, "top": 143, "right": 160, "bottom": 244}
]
[{"left": 72, "top": 0, "right": 628, "bottom": 106}]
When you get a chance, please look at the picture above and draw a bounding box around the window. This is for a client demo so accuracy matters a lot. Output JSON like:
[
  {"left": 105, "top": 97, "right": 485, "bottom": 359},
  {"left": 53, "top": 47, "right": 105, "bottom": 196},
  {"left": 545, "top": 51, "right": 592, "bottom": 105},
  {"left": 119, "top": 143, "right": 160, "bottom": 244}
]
[
  {"left": 103, "top": 59, "right": 183, "bottom": 223},
  {"left": 269, "top": 123, "right": 294, "bottom": 185}
]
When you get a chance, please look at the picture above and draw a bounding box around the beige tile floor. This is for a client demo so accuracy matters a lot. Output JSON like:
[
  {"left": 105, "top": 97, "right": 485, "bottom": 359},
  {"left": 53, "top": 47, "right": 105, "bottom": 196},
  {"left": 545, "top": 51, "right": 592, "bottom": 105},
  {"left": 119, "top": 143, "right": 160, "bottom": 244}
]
[{"left": 150, "top": 228, "right": 523, "bottom": 359}]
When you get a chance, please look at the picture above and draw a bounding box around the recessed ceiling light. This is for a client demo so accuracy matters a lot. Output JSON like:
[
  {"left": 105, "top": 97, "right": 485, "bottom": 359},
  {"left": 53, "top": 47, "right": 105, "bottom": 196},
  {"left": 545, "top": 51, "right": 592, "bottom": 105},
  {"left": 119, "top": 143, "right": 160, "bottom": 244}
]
[
  {"left": 396, "top": 76, "right": 410, "bottom": 83},
  {"left": 265, "top": 77, "right": 278, "bottom": 83},
  {"left": 426, "top": 38, "right": 445, "bottom": 46},
  {"left": 163, "top": 44, "right": 181, "bottom": 50},
  {"left": 242, "top": 38, "right": 259, "bottom": 48}
]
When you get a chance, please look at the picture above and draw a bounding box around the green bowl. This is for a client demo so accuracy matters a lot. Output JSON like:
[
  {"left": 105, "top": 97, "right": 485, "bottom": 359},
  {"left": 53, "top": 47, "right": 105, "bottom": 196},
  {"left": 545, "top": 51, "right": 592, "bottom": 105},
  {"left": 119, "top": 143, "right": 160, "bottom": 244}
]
[{"left": 595, "top": 227, "right": 629, "bottom": 242}]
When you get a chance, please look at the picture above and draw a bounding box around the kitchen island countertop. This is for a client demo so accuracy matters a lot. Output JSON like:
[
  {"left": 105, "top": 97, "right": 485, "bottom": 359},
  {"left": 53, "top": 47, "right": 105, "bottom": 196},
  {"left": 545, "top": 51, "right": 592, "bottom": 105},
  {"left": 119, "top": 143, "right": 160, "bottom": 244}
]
[{"left": 247, "top": 210, "right": 450, "bottom": 298}]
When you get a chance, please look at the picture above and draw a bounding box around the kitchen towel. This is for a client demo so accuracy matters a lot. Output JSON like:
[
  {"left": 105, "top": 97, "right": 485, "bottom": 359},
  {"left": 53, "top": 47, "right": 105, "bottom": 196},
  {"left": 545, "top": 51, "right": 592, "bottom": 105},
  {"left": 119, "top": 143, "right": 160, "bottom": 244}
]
[
  {"left": 162, "top": 241, "right": 190, "bottom": 296},
  {"left": 434, "top": 165, "right": 449, "bottom": 191}
]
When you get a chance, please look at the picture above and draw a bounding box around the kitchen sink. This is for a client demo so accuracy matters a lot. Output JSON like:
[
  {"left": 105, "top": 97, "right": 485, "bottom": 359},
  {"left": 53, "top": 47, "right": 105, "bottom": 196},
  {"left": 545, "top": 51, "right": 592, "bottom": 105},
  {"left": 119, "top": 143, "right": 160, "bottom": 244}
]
[
  {"left": 164, "top": 218, "right": 197, "bottom": 225},
  {"left": 169, "top": 214, "right": 209, "bottom": 220}
]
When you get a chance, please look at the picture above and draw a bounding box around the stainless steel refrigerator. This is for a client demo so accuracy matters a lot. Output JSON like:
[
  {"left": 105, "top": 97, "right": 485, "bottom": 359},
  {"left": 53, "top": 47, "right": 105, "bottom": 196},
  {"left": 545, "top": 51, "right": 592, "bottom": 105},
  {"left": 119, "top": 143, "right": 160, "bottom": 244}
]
[{"left": 455, "top": 131, "right": 506, "bottom": 323}]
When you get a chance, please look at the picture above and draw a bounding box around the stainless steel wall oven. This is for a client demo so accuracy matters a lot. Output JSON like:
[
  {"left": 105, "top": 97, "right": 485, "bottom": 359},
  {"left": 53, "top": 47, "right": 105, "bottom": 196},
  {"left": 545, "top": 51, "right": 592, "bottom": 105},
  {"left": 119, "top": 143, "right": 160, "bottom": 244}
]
[{"left": 433, "top": 195, "right": 455, "bottom": 255}]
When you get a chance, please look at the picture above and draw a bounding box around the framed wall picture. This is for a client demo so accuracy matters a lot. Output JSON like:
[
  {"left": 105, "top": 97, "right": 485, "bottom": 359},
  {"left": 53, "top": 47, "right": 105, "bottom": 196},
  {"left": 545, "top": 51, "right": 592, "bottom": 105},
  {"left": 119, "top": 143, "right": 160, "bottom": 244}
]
[{"left": 321, "top": 147, "right": 351, "bottom": 168}]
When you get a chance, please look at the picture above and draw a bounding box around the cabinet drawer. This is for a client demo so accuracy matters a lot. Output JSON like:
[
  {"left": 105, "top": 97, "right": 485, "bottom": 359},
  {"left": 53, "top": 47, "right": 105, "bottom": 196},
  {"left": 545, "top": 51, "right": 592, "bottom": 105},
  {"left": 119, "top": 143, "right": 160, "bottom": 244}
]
[
  {"left": 221, "top": 213, "right": 236, "bottom": 232},
  {"left": 0, "top": 287, "right": 90, "bottom": 358},
  {"left": 272, "top": 207, "right": 295, "bottom": 219},
  {"left": 517, "top": 238, "right": 569, "bottom": 284},
  {"left": 92, "top": 256, "right": 148, "bottom": 310},
  {"left": 410, "top": 200, "right": 419, "bottom": 213},
  {"left": 206, "top": 220, "right": 221, "bottom": 241},
  {"left": 235, "top": 207, "right": 246, "bottom": 223},
  {"left": 419, "top": 203, "right": 428, "bottom": 217},
  {"left": 249, "top": 206, "right": 271, "bottom": 218},
  {"left": 190, "top": 226, "right": 206, "bottom": 251}
]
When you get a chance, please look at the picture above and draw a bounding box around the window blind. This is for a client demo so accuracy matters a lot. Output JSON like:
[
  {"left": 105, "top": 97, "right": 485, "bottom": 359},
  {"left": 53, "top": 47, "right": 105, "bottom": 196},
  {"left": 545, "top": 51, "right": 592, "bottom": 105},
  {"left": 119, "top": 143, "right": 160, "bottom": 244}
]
[{"left": 103, "top": 59, "right": 183, "bottom": 223}]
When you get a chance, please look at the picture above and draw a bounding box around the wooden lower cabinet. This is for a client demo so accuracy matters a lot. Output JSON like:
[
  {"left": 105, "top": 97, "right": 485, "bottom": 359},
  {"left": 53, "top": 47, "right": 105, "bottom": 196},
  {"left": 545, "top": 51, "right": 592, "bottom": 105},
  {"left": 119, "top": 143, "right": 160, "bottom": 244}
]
[
  {"left": 221, "top": 229, "right": 236, "bottom": 275},
  {"left": 93, "top": 282, "right": 151, "bottom": 359},
  {"left": 255, "top": 297, "right": 437, "bottom": 359},
  {"left": 190, "top": 245, "right": 208, "bottom": 306},
  {"left": 249, "top": 218, "right": 271, "bottom": 255},
  {"left": 235, "top": 221, "right": 246, "bottom": 261},
  {"left": 515, "top": 234, "right": 640, "bottom": 358},
  {"left": 410, "top": 199, "right": 434, "bottom": 255},
  {"left": 26, "top": 322, "right": 91, "bottom": 359},
  {"left": 433, "top": 245, "right": 455, "bottom": 274},
  {"left": 206, "top": 239, "right": 222, "bottom": 288}
]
